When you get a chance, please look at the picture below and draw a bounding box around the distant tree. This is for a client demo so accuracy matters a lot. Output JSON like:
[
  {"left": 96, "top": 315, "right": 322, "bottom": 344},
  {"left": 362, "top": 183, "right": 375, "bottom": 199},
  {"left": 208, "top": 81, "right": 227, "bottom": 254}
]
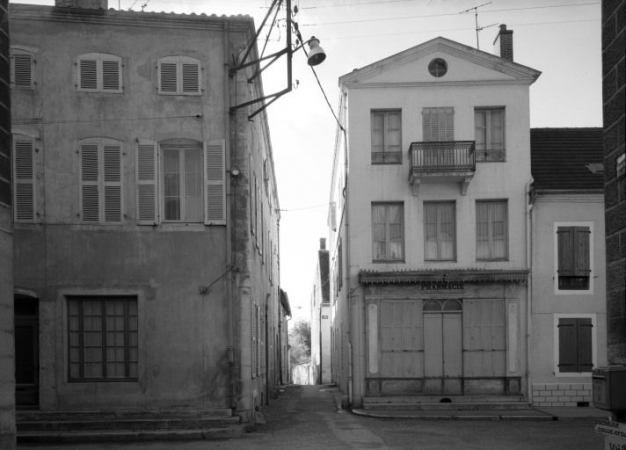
[{"left": 289, "top": 319, "right": 311, "bottom": 365}]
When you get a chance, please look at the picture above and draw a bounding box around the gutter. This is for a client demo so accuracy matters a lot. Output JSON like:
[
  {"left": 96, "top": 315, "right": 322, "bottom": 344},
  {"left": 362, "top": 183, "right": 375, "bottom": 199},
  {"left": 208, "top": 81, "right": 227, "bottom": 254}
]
[{"left": 526, "top": 178, "right": 534, "bottom": 406}]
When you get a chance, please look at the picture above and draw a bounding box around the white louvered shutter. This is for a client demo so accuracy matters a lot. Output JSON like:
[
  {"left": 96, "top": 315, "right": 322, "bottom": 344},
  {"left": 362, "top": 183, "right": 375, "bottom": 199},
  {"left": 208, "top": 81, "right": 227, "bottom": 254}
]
[
  {"left": 102, "top": 59, "right": 121, "bottom": 91},
  {"left": 13, "top": 138, "right": 35, "bottom": 222},
  {"left": 159, "top": 62, "right": 178, "bottom": 93},
  {"left": 12, "top": 53, "right": 33, "bottom": 89},
  {"left": 81, "top": 143, "right": 100, "bottom": 222},
  {"left": 182, "top": 62, "right": 200, "bottom": 93},
  {"left": 137, "top": 141, "right": 158, "bottom": 224},
  {"left": 103, "top": 144, "right": 122, "bottom": 222},
  {"left": 79, "top": 59, "right": 98, "bottom": 90},
  {"left": 204, "top": 140, "right": 226, "bottom": 225}
]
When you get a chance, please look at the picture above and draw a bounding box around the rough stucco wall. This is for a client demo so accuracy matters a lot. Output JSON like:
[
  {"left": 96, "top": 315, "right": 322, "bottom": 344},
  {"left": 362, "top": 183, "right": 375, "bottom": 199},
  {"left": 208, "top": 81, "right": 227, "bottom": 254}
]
[{"left": 0, "top": 0, "right": 16, "bottom": 445}]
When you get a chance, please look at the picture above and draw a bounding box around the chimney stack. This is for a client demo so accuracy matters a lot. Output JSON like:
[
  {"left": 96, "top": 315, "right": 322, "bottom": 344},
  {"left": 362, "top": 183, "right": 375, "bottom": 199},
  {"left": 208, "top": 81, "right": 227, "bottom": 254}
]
[
  {"left": 320, "top": 238, "right": 326, "bottom": 250},
  {"left": 55, "top": 0, "right": 108, "bottom": 9},
  {"left": 493, "top": 24, "right": 513, "bottom": 61}
]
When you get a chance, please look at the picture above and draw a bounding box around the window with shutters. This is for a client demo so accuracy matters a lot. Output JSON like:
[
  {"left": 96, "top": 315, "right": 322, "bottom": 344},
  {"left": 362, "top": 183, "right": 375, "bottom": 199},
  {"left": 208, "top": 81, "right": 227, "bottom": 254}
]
[
  {"left": 158, "top": 56, "right": 202, "bottom": 95},
  {"left": 67, "top": 296, "right": 138, "bottom": 381},
  {"left": 158, "top": 139, "right": 225, "bottom": 225},
  {"left": 77, "top": 53, "right": 123, "bottom": 93},
  {"left": 12, "top": 135, "right": 36, "bottom": 221},
  {"left": 424, "top": 201, "right": 456, "bottom": 261},
  {"left": 10, "top": 48, "right": 35, "bottom": 90},
  {"left": 422, "top": 107, "right": 454, "bottom": 141},
  {"left": 476, "top": 200, "right": 508, "bottom": 260},
  {"left": 474, "top": 108, "right": 505, "bottom": 161},
  {"left": 555, "top": 315, "right": 595, "bottom": 375},
  {"left": 371, "top": 110, "right": 402, "bottom": 164},
  {"left": 79, "top": 138, "right": 123, "bottom": 224},
  {"left": 555, "top": 224, "right": 592, "bottom": 292},
  {"left": 372, "top": 203, "right": 404, "bottom": 262}
]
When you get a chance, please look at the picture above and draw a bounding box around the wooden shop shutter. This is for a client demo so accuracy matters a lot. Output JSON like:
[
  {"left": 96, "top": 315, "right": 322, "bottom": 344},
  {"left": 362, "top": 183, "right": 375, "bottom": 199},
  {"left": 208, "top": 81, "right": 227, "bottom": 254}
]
[{"left": 204, "top": 139, "right": 226, "bottom": 225}]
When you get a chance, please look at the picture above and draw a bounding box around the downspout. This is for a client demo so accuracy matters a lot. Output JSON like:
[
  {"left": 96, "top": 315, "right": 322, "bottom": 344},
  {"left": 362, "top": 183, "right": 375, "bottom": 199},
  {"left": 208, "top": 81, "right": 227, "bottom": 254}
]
[
  {"left": 525, "top": 178, "right": 534, "bottom": 406},
  {"left": 223, "top": 21, "right": 236, "bottom": 409}
]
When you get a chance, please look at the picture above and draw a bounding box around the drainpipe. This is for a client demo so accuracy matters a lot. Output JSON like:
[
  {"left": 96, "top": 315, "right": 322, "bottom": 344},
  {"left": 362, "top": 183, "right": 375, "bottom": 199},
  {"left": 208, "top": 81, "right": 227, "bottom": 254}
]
[
  {"left": 223, "top": 22, "right": 236, "bottom": 409},
  {"left": 525, "top": 178, "right": 534, "bottom": 406}
]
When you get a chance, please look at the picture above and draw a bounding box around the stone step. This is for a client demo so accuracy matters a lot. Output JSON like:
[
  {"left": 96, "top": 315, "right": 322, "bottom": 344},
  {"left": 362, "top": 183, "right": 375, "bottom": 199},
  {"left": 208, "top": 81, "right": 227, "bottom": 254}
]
[
  {"left": 17, "top": 426, "right": 249, "bottom": 444},
  {"left": 17, "top": 416, "right": 241, "bottom": 432},
  {"left": 363, "top": 396, "right": 530, "bottom": 411}
]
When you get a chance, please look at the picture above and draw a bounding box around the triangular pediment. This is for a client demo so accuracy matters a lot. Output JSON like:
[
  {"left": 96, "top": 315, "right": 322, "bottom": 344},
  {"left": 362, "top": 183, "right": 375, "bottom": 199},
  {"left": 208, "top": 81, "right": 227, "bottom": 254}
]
[{"left": 339, "top": 37, "right": 541, "bottom": 87}]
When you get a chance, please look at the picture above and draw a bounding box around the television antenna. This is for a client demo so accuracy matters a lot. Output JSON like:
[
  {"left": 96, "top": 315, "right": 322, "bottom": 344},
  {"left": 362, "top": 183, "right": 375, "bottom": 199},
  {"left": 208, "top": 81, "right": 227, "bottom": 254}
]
[{"left": 459, "top": 2, "right": 497, "bottom": 50}]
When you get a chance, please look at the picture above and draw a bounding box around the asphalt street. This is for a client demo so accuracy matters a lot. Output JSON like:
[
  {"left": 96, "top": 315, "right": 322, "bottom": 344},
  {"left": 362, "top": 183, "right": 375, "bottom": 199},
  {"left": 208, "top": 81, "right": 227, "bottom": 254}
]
[{"left": 18, "top": 384, "right": 605, "bottom": 450}]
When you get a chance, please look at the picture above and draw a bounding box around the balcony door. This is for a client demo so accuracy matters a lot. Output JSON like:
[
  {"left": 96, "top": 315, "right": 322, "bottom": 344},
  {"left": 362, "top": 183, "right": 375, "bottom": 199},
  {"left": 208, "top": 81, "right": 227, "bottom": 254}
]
[{"left": 423, "top": 299, "right": 463, "bottom": 395}]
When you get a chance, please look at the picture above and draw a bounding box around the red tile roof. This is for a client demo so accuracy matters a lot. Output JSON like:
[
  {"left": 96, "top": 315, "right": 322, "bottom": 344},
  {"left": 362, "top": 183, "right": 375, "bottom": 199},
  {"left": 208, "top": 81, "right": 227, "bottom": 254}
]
[{"left": 530, "top": 128, "right": 604, "bottom": 191}]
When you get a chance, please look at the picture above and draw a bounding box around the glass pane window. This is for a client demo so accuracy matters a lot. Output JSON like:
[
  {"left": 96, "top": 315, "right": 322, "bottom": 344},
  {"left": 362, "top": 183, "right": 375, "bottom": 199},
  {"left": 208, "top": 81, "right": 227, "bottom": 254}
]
[
  {"left": 162, "top": 144, "right": 203, "bottom": 222},
  {"left": 474, "top": 108, "right": 505, "bottom": 162},
  {"left": 476, "top": 200, "right": 508, "bottom": 260},
  {"left": 424, "top": 202, "right": 456, "bottom": 261},
  {"left": 67, "top": 297, "right": 138, "bottom": 381},
  {"left": 372, "top": 203, "right": 404, "bottom": 261},
  {"left": 371, "top": 110, "right": 402, "bottom": 164}
]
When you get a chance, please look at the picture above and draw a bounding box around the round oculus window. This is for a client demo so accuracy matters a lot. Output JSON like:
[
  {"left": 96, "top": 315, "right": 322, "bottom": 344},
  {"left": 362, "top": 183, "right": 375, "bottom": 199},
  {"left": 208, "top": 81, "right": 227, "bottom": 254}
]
[{"left": 428, "top": 58, "right": 448, "bottom": 77}]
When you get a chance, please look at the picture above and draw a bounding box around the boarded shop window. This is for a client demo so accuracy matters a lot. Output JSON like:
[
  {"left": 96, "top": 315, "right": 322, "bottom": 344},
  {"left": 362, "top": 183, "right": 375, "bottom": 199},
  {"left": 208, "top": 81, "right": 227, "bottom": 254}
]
[
  {"left": 372, "top": 203, "right": 404, "bottom": 262},
  {"left": 158, "top": 56, "right": 201, "bottom": 95},
  {"left": 79, "top": 138, "right": 122, "bottom": 224},
  {"left": 424, "top": 201, "right": 456, "bottom": 261},
  {"left": 474, "top": 108, "right": 505, "bottom": 161},
  {"left": 67, "top": 297, "right": 138, "bottom": 381},
  {"left": 558, "top": 317, "right": 593, "bottom": 373},
  {"left": 371, "top": 110, "right": 402, "bottom": 164},
  {"left": 476, "top": 200, "right": 508, "bottom": 260},
  {"left": 557, "top": 226, "right": 590, "bottom": 290},
  {"left": 77, "top": 53, "right": 123, "bottom": 93},
  {"left": 422, "top": 107, "right": 454, "bottom": 141}
]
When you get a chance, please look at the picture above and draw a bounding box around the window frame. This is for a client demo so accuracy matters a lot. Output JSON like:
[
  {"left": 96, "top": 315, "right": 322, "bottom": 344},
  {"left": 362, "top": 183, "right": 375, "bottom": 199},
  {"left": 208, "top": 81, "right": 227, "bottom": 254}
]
[
  {"left": 76, "top": 53, "right": 123, "bottom": 93},
  {"left": 157, "top": 56, "right": 202, "bottom": 96},
  {"left": 371, "top": 202, "right": 405, "bottom": 263},
  {"left": 423, "top": 201, "right": 456, "bottom": 261},
  {"left": 554, "top": 222, "right": 594, "bottom": 295},
  {"left": 67, "top": 296, "right": 139, "bottom": 382},
  {"left": 553, "top": 314, "right": 596, "bottom": 376},
  {"left": 474, "top": 107, "right": 505, "bottom": 162},
  {"left": 476, "top": 200, "right": 508, "bottom": 261},
  {"left": 10, "top": 48, "right": 35, "bottom": 90},
  {"left": 371, "top": 109, "right": 402, "bottom": 164}
]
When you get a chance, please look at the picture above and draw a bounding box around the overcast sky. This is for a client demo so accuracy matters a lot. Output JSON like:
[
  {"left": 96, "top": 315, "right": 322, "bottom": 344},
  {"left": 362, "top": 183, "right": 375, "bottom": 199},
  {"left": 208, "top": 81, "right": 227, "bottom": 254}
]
[{"left": 18, "top": 0, "right": 603, "bottom": 321}]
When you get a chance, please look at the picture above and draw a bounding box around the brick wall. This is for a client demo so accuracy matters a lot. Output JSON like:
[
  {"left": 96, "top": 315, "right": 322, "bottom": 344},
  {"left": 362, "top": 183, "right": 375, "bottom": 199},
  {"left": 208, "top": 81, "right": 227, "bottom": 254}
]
[
  {"left": 602, "top": 0, "right": 626, "bottom": 365},
  {"left": 532, "top": 383, "right": 593, "bottom": 407}
]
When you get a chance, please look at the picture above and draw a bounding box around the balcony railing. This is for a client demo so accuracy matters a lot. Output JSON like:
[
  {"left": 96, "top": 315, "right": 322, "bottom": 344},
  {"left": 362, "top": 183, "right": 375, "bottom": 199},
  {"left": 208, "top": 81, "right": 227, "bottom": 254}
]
[{"left": 408, "top": 141, "right": 476, "bottom": 195}]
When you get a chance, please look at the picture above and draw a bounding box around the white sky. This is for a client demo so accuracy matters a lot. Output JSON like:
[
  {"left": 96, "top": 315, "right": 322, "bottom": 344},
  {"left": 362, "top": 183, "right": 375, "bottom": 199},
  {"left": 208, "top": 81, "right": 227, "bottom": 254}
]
[{"left": 16, "top": 0, "right": 603, "bottom": 321}]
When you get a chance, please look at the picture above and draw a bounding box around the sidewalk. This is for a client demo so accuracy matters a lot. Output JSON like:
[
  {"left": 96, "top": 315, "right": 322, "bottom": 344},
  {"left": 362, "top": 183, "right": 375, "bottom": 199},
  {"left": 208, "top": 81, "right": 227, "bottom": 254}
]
[{"left": 325, "top": 386, "right": 610, "bottom": 422}]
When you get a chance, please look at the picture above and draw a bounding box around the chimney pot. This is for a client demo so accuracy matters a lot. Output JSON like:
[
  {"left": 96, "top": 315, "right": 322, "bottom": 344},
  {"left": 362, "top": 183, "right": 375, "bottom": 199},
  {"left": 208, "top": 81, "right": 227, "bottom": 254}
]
[{"left": 320, "top": 238, "right": 326, "bottom": 250}]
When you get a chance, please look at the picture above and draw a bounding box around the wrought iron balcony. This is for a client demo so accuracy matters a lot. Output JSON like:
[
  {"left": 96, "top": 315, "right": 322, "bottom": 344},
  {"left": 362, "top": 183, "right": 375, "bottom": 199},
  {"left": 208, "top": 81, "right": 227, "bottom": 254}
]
[{"left": 408, "top": 141, "right": 476, "bottom": 196}]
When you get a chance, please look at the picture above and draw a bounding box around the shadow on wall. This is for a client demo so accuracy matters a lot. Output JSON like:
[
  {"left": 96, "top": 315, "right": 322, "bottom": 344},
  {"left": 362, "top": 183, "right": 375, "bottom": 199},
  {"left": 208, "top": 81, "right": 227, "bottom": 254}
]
[{"left": 291, "top": 361, "right": 318, "bottom": 385}]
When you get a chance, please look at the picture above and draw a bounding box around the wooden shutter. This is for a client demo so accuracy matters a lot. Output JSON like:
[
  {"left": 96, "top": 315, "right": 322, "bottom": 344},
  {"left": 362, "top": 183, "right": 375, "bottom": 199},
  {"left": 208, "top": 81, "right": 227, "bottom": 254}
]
[
  {"left": 136, "top": 141, "right": 158, "bottom": 224},
  {"left": 559, "top": 318, "right": 593, "bottom": 373},
  {"left": 423, "top": 107, "right": 453, "bottom": 141},
  {"left": 102, "top": 59, "right": 121, "bottom": 91},
  {"left": 204, "top": 140, "right": 226, "bottom": 225},
  {"left": 103, "top": 144, "right": 122, "bottom": 222},
  {"left": 182, "top": 62, "right": 200, "bottom": 93},
  {"left": 558, "top": 226, "right": 590, "bottom": 276},
  {"left": 80, "top": 143, "right": 100, "bottom": 222},
  {"left": 79, "top": 59, "right": 98, "bottom": 90},
  {"left": 12, "top": 53, "right": 33, "bottom": 88},
  {"left": 159, "top": 61, "right": 178, "bottom": 93},
  {"left": 13, "top": 138, "right": 35, "bottom": 222}
]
